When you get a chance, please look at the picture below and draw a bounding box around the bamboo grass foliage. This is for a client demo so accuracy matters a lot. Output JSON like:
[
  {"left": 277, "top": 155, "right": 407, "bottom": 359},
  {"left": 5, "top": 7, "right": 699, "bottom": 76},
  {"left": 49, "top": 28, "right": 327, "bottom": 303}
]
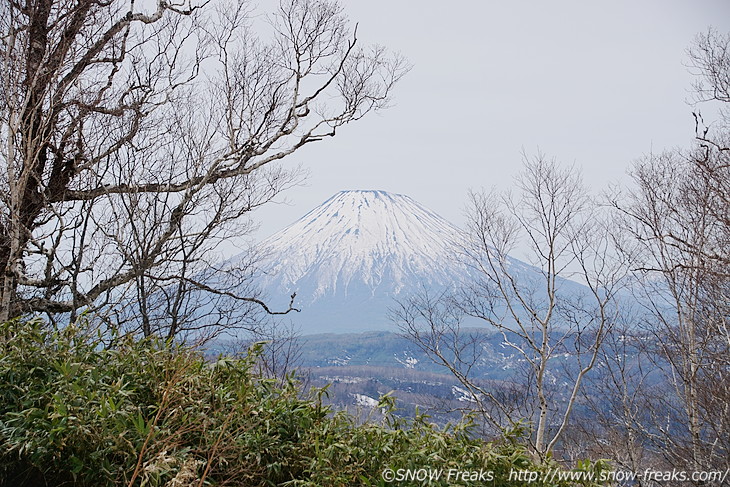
[{"left": 0, "top": 319, "right": 608, "bottom": 486}]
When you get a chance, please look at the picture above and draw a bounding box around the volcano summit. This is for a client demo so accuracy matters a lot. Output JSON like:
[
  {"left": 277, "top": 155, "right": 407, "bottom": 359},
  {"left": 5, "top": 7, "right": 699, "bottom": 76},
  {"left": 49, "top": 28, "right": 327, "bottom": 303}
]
[{"left": 248, "top": 190, "right": 467, "bottom": 333}]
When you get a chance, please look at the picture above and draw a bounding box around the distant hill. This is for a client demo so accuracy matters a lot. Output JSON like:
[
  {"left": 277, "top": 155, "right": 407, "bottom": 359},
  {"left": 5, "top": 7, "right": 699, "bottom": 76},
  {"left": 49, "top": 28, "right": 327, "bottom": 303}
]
[
  {"left": 297, "top": 330, "right": 523, "bottom": 380},
  {"left": 281, "top": 330, "right": 664, "bottom": 425}
]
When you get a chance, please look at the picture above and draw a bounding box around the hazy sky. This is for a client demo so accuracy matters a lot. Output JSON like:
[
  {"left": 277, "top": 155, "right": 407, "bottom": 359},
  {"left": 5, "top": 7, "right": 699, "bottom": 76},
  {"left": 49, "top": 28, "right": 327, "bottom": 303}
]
[{"left": 248, "top": 1, "right": 730, "bottom": 244}]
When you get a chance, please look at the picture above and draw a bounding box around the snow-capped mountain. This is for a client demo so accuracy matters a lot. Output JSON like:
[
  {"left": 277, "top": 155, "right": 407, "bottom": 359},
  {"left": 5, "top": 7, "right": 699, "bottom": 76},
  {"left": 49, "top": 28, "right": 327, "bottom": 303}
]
[
  {"left": 251, "top": 190, "right": 468, "bottom": 333},
  {"left": 234, "top": 189, "right": 588, "bottom": 334}
]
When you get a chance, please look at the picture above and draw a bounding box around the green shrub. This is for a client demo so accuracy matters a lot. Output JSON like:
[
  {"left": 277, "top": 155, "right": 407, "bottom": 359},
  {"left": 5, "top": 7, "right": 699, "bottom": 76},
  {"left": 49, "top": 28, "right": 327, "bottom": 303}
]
[{"left": 0, "top": 318, "right": 609, "bottom": 486}]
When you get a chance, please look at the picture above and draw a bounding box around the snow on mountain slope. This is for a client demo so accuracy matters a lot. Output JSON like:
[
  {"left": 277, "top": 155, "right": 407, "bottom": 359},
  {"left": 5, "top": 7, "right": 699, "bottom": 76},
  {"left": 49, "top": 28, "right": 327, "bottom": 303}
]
[
  {"left": 260, "top": 190, "right": 464, "bottom": 295},
  {"left": 251, "top": 190, "right": 468, "bottom": 333},
  {"left": 230, "top": 189, "right": 589, "bottom": 334}
]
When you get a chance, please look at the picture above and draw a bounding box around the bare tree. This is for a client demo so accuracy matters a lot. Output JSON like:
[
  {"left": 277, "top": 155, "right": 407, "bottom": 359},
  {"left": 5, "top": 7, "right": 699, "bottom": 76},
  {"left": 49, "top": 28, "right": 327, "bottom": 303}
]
[
  {"left": 0, "top": 0, "right": 407, "bottom": 339},
  {"left": 600, "top": 28, "right": 730, "bottom": 481},
  {"left": 611, "top": 150, "right": 730, "bottom": 478},
  {"left": 395, "top": 155, "right": 630, "bottom": 458},
  {"left": 567, "top": 319, "right": 661, "bottom": 485}
]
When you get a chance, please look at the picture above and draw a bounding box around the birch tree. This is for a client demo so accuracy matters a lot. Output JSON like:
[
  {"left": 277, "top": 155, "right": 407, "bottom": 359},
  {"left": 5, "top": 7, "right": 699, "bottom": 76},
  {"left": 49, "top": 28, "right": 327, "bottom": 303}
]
[
  {"left": 396, "top": 155, "right": 630, "bottom": 458},
  {"left": 599, "top": 28, "right": 730, "bottom": 480},
  {"left": 612, "top": 110, "right": 729, "bottom": 479}
]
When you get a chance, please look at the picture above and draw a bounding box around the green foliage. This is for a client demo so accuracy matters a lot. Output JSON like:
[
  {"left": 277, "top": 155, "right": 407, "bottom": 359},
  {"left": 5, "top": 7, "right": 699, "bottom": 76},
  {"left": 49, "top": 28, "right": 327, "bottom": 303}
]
[{"left": 0, "top": 318, "right": 609, "bottom": 486}]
